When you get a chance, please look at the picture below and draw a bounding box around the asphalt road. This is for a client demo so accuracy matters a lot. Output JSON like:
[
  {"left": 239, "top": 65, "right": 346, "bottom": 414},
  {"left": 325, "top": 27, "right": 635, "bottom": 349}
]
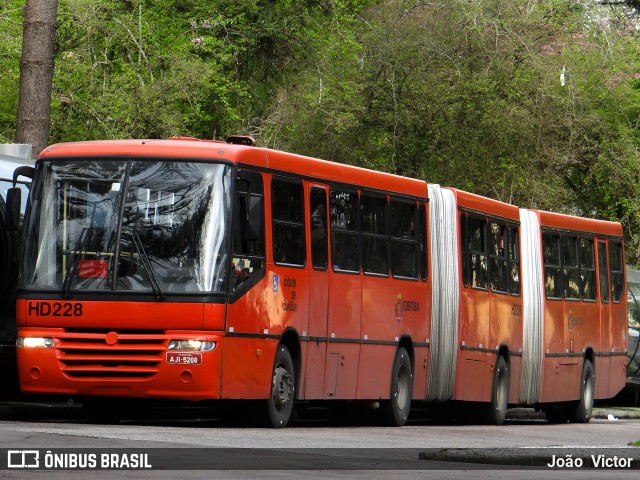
[{"left": 0, "top": 401, "right": 638, "bottom": 479}]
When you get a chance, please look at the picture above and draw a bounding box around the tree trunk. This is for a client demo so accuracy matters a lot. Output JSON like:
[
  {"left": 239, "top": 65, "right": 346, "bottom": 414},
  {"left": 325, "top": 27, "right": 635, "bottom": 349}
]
[{"left": 14, "top": 0, "right": 59, "bottom": 159}]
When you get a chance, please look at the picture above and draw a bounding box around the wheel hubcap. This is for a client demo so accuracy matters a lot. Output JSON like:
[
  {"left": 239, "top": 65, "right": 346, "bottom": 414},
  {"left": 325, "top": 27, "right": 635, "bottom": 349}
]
[
  {"left": 395, "top": 364, "right": 409, "bottom": 410},
  {"left": 272, "top": 364, "right": 292, "bottom": 412},
  {"left": 496, "top": 368, "right": 507, "bottom": 411},
  {"left": 584, "top": 375, "right": 594, "bottom": 412}
]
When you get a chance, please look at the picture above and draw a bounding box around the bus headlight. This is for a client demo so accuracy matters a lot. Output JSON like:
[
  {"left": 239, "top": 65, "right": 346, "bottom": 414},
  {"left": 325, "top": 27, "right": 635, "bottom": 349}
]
[
  {"left": 167, "top": 340, "right": 216, "bottom": 352},
  {"left": 17, "top": 337, "right": 54, "bottom": 348}
]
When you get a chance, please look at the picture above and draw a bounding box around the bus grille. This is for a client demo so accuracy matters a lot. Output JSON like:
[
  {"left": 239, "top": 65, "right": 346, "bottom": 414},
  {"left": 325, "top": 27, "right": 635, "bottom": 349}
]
[{"left": 56, "top": 330, "right": 166, "bottom": 379}]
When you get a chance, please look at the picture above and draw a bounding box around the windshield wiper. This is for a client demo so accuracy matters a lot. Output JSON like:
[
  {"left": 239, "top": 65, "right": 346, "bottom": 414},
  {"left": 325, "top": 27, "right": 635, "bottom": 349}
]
[
  {"left": 62, "top": 226, "right": 94, "bottom": 298},
  {"left": 130, "top": 227, "right": 165, "bottom": 301}
]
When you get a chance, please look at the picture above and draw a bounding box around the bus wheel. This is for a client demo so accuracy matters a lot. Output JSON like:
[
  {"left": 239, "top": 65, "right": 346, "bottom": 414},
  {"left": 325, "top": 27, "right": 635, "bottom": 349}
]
[
  {"left": 266, "top": 345, "right": 295, "bottom": 428},
  {"left": 487, "top": 355, "right": 510, "bottom": 425},
  {"left": 380, "top": 347, "right": 413, "bottom": 426},
  {"left": 573, "top": 359, "right": 594, "bottom": 423}
]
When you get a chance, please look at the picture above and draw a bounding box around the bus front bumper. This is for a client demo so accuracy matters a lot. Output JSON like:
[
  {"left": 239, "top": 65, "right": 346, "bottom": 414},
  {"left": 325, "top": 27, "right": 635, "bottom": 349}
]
[{"left": 16, "top": 328, "right": 224, "bottom": 400}]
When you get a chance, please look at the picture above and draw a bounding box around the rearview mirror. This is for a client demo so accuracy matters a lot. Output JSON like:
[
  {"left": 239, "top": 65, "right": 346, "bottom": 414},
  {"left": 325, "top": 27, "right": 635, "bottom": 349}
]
[
  {"left": 5, "top": 187, "right": 21, "bottom": 231},
  {"left": 12, "top": 165, "right": 35, "bottom": 188}
]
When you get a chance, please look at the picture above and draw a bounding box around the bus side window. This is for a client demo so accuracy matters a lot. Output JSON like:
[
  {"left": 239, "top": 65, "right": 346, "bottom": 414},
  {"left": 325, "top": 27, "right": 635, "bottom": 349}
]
[
  {"left": 543, "top": 233, "right": 561, "bottom": 299},
  {"left": 272, "top": 178, "right": 305, "bottom": 267},
  {"left": 579, "top": 238, "right": 596, "bottom": 301},
  {"left": 468, "top": 217, "right": 487, "bottom": 289},
  {"left": 232, "top": 170, "right": 264, "bottom": 292},
  {"left": 598, "top": 240, "right": 609, "bottom": 303},
  {"left": 562, "top": 236, "right": 579, "bottom": 300},
  {"left": 310, "top": 187, "right": 328, "bottom": 270},
  {"left": 460, "top": 212, "right": 469, "bottom": 287},
  {"left": 361, "top": 194, "right": 388, "bottom": 276},
  {"left": 610, "top": 241, "right": 624, "bottom": 303},
  {"left": 419, "top": 203, "right": 427, "bottom": 281},
  {"left": 390, "top": 199, "right": 418, "bottom": 280},
  {"left": 489, "top": 221, "right": 507, "bottom": 293},
  {"left": 330, "top": 189, "right": 359, "bottom": 273},
  {"left": 508, "top": 225, "right": 520, "bottom": 296}
]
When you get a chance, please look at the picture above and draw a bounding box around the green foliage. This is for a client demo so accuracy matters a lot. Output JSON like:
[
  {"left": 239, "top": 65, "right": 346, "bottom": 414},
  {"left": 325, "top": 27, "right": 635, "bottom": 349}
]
[
  {"left": 49, "top": 0, "right": 249, "bottom": 140},
  {"left": 263, "top": 0, "right": 640, "bottom": 263},
  {"left": 4, "top": 0, "right": 640, "bottom": 264},
  {"left": 41, "top": 0, "right": 369, "bottom": 142}
]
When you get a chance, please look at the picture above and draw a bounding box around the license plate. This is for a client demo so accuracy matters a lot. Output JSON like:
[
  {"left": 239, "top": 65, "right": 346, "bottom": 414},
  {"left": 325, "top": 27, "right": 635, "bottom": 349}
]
[{"left": 165, "top": 352, "right": 202, "bottom": 365}]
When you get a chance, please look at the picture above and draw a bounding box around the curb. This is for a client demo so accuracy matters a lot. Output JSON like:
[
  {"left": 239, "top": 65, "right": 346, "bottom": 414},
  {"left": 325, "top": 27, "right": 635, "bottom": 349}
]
[
  {"left": 505, "top": 407, "right": 640, "bottom": 421},
  {"left": 593, "top": 407, "right": 640, "bottom": 420}
]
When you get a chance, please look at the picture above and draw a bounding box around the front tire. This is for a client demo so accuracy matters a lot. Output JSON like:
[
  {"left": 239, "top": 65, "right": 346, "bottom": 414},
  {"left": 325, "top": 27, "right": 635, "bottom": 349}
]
[
  {"left": 266, "top": 345, "right": 295, "bottom": 428},
  {"left": 380, "top": 347, "right": 413, "bottom": 426}
]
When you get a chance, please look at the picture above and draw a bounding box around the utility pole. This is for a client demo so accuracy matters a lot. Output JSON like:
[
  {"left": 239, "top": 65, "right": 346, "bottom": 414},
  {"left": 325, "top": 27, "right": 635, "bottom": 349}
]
[{"left": 14, "top": 0, "right": 59, "bottom": 159}]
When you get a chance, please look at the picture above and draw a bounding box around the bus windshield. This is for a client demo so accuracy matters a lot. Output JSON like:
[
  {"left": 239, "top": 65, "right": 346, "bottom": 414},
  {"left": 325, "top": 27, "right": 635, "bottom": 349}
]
[{"left": 21, "top": 159, "right": 231, "bottom": 295}]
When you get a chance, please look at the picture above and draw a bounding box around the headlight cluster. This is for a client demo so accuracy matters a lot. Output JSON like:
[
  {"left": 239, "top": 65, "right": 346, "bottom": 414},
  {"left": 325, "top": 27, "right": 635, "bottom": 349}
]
[
  {"left": 16, "top": 337, "right": 54, "bottom": 348},
  {"left": 167, "top": 340, "right": 216, "bottom": 352}
]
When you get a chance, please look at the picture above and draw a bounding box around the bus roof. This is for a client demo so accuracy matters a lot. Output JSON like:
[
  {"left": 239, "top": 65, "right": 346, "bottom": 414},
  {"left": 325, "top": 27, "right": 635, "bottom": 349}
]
[
  {"left": 39, "top": 138, "right": 429, "bottom": 199},
  {"left": 36, "top": 139, "right": 627, "bottom": 236},
  {"left": 532, "top": 209, "right": 623, "bottom": 237},
  {"left": 445, "top": 187, "right": 521, "bottom": 221}
]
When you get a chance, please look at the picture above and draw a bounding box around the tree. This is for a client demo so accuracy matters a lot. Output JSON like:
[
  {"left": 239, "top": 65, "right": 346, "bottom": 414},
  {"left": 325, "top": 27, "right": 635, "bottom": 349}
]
[
  {"left": 14, "top": 0, "right": 58, "bottom": 158},
  {"left": 4, "top": 0, "right": 640, "bottom": 264}
]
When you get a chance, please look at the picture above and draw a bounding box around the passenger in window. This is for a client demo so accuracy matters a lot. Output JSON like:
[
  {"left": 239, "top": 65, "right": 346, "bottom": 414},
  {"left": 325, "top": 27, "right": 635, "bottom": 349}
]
[
  {"left": 406, "top": 217, "right": 415, "bottom": 238},
  {"left": 511, "top": 265, "right": 520, "bottom": 288},
  {"left": 472, "top": 254, "right": 487, "bottom": 288},
  {"left": 232, "top": 258, "right": 252, "bottom": 290},
  {"left": 565, "top": 277, "right": 580, "bottom": 299}
]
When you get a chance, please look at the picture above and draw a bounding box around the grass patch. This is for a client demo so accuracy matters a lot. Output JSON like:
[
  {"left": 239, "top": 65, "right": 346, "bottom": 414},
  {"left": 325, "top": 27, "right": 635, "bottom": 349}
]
[{"left": 629, "top": 441, "right": 640, "bottom": 447}]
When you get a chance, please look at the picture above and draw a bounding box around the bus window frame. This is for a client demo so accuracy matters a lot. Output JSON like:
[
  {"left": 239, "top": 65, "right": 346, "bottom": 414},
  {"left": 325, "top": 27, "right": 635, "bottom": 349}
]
[
  {"left": 230, "top": 168, "right": 266, "bottom": 301},
  {"left": 310, "top": 186, "right": 329, "bottom": 271},
  {"left": 562, "top": 235, "right": 580, "bottom": 301},
  {"left": 271, "top": 176, "right": 306, "bottom": 268},
  {"left": 579, "top": 237, "right": 597, "bottom": 302},
  {"left": 597, "top": 239, "right": 610, "bottom": 304},
  {"left": 467, "top": 214, "right": 488, "bottom": 291},
  {"left": 360, "top": 192, "right": 390, "bottom": 278},
  {"left": 488, "top": 219, "right": 508, "bottom": 294},
  {"left": 610, "top": 240, "right": 625, "bottom": 304},
  {"left": 419, "top": 202, "right": 428, "bottom": 282},
  {"left": 508, "top": 224, "right": 521, "bottom": 296},
  {"left": 460, "top": 211, "right": 469, "bottom": 287},
  {"left": 543, "top": 232, "right": 562, "bottom": 300},
  {"left": 330, "top": 187, "right": 360, "bottom": 275},
  {"left": 389, "top": 197, "right": 420, "bottom": 281}
]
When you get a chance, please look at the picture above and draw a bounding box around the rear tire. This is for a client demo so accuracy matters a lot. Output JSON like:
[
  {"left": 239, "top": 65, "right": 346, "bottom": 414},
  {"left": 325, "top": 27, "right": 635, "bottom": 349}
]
[
  {"left": 574, "top": 359, "right": 595, "bottom": 423},
  {"left": 380, "top": 347, "right": 412, "bottom": 426},
  {"left": 265, "top": 345, "right": 295, "bottom": 428},
  {"left": 544, "top": 359, "right": 595, "bottom": 424},
  {"left": 487, "top": 355, "right": 510, "bottom": 425}
]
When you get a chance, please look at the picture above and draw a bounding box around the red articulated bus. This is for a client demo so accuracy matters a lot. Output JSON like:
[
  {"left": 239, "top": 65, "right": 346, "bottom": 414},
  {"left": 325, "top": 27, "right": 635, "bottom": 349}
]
[{"left": 9, "top": 137, "right": 627, "bottom": 427}]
